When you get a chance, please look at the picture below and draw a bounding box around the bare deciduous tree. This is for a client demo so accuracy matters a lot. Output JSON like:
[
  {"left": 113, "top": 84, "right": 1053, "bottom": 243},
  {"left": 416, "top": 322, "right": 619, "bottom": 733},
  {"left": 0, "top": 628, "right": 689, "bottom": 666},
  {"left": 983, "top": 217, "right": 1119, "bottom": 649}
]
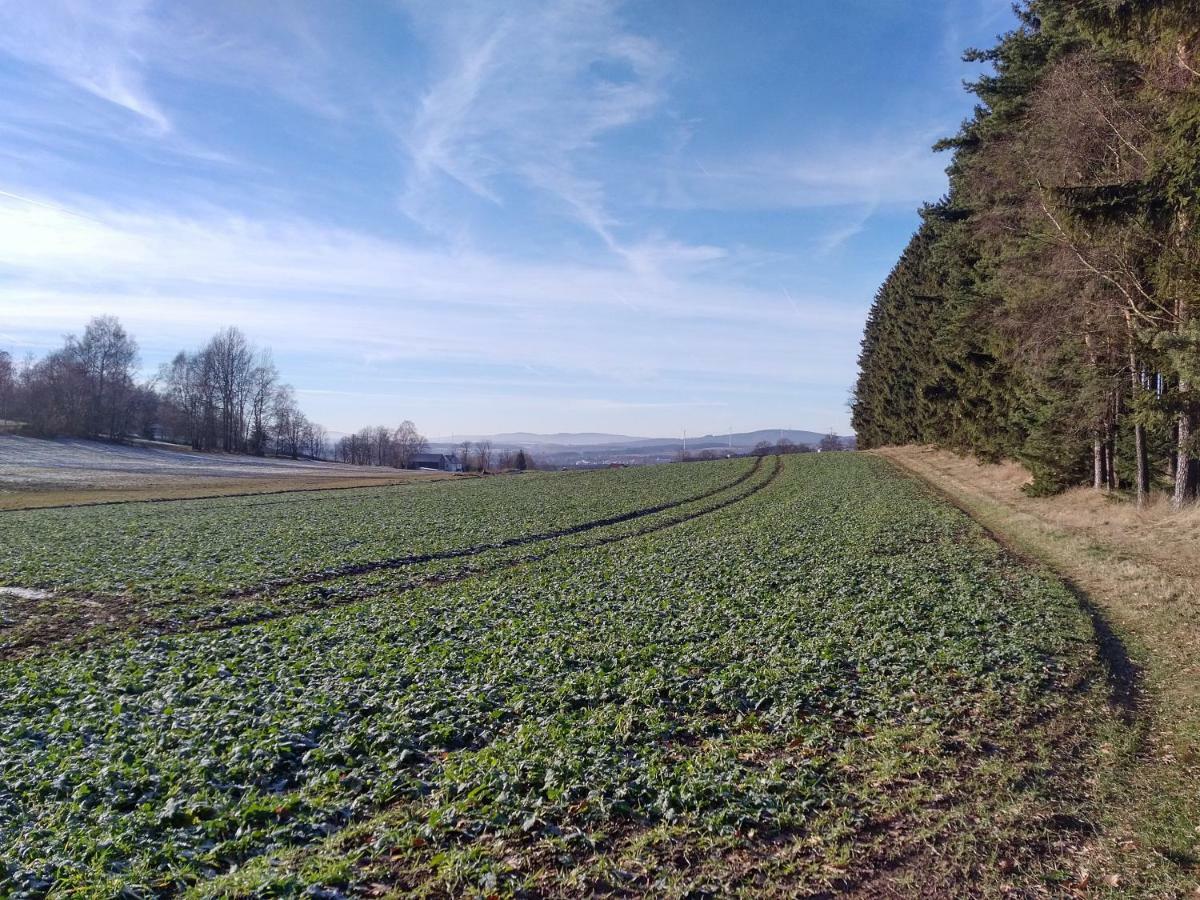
[
  {"left": 71, "top": 316, "right": 139, "bottom": 439},
  {"left": 474, "top": 440, "right": 493, "bottom": 473},
  {"left": 206, "top": 327, "right": 255, "bottom": 453},
  {"left": 0, "top": 351, "right": 14, "bottom": 423},
  {"left": 393, "top": 420, "right": 428, "bottom": 468}
]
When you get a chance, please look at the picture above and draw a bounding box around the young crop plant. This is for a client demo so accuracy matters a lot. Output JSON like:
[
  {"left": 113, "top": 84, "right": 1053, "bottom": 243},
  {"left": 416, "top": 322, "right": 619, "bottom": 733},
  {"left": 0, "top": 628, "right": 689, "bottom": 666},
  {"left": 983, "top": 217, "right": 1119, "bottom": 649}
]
[
  {"left": 0, "top": 458, "right": 756, "bottom": 657},
  {"left": 0, "top": 455, "right": 1108, "bottom": 897}
]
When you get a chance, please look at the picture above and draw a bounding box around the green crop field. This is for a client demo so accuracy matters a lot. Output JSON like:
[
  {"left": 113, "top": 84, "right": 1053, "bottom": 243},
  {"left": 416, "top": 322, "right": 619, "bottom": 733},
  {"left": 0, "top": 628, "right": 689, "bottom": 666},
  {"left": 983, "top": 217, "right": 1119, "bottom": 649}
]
[{"left": 0, "top": 455, "right": 1110, "bottom": 897}]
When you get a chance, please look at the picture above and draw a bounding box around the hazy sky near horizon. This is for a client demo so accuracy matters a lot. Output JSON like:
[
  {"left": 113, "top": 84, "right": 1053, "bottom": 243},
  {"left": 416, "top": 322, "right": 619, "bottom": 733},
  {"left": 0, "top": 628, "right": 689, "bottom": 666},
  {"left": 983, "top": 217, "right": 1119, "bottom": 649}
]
[{"left": 0, "top": 0, "right": 1014, "bottom": 438}]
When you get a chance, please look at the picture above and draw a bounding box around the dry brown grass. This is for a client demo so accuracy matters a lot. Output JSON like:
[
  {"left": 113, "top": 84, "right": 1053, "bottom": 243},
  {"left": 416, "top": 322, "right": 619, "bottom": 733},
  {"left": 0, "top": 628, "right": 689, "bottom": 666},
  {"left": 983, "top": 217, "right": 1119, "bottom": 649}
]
[
  {"left": 876, "top": 445, "right": 1200, "bottom": 620},
  {"left": 877, "top": 445, "right": 1200, "bottom": 895},
  {"left": 0, "top": 471, "right": 454, "bottom": 511}
]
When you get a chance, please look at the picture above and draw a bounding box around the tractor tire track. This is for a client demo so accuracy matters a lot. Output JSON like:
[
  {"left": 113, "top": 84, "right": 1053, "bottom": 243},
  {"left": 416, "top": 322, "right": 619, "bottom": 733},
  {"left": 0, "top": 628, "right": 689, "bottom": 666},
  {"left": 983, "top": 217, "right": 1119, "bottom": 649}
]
[
  {"left": 191, "top": 455, "right": 784, "bottom": 634},
  {"left": 1, "top": 460, "right": 758, "bottom": 617},
  {"left": 0, "top": 458, "right": 783, "bottom": 658},
  {"left": 220, "top": 456, "right": 765, "bottom": 599}
]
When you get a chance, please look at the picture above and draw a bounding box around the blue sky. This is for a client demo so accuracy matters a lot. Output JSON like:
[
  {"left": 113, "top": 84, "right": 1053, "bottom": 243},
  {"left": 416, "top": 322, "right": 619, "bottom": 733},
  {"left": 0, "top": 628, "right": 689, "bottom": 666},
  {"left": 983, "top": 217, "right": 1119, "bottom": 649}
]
[{"left": 0, "top": 0, "right": 1014, "bottom": 438}]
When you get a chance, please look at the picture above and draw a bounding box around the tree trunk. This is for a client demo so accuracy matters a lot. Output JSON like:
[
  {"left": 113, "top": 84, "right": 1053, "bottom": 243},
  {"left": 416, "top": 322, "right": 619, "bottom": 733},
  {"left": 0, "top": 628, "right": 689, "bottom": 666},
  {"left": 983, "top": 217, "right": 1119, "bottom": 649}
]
[
  {"left": 1173, "top": 286, "right": 1193, "bottom": 508},
  {"left": 1093, "top": 435, "right": 1104, "bottom": 490},
  {"left": 1125, "top": 346, "right": 1147, "bottom": 505},
  {"left": 1173, "top": 393, "right": 1192, "bottom": 510},
  {"left": 1169, "top": 420, "right": 1179, "bottom": 481},
  {"left": 1134, "top": 422, "right": 1148, "bottom": 507},
  {"left": 1105, "top": 411, "right": 1117, "bottom": 490}
]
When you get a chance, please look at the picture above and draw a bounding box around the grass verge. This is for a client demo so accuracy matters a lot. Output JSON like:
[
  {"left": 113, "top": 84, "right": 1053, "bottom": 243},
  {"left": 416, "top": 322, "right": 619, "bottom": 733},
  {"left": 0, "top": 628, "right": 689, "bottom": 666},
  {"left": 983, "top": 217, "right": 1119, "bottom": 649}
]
[{"left": 877, "top": 445, "right": 1200, "bottom": 896}]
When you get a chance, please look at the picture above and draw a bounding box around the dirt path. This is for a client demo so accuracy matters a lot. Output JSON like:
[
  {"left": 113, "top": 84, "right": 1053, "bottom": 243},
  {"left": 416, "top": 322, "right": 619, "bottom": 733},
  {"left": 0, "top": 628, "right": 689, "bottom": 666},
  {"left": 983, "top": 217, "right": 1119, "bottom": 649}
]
[{"left": 877, "top": 446, "right": 1200, "bottom": 895}]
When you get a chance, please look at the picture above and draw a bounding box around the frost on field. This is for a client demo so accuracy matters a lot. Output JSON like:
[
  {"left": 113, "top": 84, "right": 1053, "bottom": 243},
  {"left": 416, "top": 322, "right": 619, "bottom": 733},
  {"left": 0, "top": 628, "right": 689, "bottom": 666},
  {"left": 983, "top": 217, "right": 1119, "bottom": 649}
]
[
  {"left": 0, "top": 587, "right": 51, "bottom": 600},
  {"left": 0, "top": 435, "right": 371, "bottom": 489}
]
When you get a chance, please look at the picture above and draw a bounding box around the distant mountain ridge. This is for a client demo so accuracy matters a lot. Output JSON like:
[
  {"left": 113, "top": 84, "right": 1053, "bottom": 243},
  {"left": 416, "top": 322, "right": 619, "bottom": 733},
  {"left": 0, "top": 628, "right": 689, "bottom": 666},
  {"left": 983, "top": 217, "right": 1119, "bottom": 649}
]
[
  {"left": 431, "top": 432, "right": 649, "bottom": 447},
  {"left": 432, "top": 429, "right": 841, "bottom": 449},
  {"left": 429, "top": 429, "right": 851, "bottom": 465}
]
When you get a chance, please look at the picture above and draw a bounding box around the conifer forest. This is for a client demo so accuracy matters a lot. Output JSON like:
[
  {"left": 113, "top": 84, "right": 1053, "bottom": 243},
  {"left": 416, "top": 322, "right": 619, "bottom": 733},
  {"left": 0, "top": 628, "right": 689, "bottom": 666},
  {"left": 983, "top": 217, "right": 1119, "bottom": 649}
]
[{"left": 853, "top": 1, "right": 1200, "bottom": 504}]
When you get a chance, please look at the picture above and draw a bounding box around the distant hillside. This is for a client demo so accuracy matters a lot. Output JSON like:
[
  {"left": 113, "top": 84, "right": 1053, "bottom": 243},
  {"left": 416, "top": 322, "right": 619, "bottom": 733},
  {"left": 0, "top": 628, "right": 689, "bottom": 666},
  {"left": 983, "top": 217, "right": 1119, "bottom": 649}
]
[
  {"left": 687, "top": 429, "right": 833, "bottom": 450},
  {"left": 429, "top": 428, "right": 851, "bottom": 467},
  {"left": 433, "top": 429, "right": 842, "bottom": 451},
  {"left": 432, "top": 432, "right": 649, "bottom": 448}
]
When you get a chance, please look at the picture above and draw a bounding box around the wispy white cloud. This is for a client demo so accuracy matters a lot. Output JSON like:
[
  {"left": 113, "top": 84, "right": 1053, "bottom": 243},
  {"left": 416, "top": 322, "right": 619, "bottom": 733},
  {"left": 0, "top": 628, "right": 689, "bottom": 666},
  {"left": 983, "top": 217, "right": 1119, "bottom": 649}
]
[
  {"left": 0, "top": 192, "right": 863, "bottom": 391},
  {"left": 0, "top": 0, "right": 169, "bottom": 131},
  {"left": 397, "top": 0, "right": 671, "bottom": 259},
  {"left": 0, "top": 0, "right": 1007, "bottom": 434},
  {"left": 660, "top": 128, "right": 951, "bottom": 211},
  {"left": 0, "top": 0, "right": 373, "bottom": 179},
  {"left": 813, "top": 204, "right": 878, "bottom": 256}
]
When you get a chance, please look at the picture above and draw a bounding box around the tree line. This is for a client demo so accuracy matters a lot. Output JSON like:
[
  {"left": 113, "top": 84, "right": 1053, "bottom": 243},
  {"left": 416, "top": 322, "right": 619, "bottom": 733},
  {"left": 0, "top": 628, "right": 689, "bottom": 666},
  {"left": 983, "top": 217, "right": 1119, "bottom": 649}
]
[
  {"left": 673, "top": 432, "right": 847, "bottom": 462},
  {"left": 158, "top": 325, "right": 326, "bottom": 457},
  {"left": 852, "top": 1, "right": 1200, "bottom": 506},
  {"left": 1, "top": 316, "right": 152, "bottom": 441},
  {"left": 750, "top": 432, "right": 848, "bottom": 456},
  {"left": 0, "top": 316, "right": 428, "bottom": 467},
  {"left": 451, "top": 440, "right": 534, "bottom": 473},
  {"left": 332, "top": 421, "right": 429, "bottom": 468}
]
